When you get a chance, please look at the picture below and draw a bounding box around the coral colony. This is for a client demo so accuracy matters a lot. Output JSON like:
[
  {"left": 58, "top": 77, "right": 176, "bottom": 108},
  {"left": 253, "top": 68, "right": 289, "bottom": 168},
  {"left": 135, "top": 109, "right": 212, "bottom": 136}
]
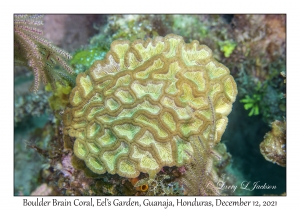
[{"left": 63, "top": 34, "right": 237, "bottom": 191}]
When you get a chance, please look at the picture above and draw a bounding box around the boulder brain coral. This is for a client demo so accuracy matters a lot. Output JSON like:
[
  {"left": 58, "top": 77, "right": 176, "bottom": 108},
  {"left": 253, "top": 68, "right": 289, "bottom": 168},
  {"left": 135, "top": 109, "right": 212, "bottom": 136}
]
[{"left": 63, "top": 34, "right": 237, "bottom": 178}]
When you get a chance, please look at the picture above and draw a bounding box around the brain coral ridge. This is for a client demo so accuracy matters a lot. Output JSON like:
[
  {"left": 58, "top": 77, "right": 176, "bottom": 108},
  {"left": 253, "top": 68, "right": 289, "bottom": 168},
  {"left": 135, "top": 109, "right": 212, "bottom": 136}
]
[{"left": 63, "top": 34, "right": 237, "bottom": 178}]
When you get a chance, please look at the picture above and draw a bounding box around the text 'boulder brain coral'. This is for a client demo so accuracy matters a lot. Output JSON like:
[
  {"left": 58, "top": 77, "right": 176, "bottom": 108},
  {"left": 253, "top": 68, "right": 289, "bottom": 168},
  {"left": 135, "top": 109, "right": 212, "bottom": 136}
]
[{"left": 63, "top": 34, "right": 237, "bottom": 178}]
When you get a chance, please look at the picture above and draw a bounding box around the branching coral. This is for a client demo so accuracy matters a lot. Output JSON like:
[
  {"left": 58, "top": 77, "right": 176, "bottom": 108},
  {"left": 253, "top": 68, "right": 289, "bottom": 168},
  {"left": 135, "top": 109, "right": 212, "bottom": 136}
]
[
  {"left": 63, "top": 34, "right": 237, "bottom": 178},
  {"left": 14, "top": 14, "right": 75, "bottom": 92}
]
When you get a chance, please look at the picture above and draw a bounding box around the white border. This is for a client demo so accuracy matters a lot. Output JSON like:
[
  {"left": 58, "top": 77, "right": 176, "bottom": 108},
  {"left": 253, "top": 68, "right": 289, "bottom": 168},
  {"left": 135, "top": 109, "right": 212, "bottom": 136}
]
[{"left": 4, "top": 0, "right": 297, "bottom": 209}]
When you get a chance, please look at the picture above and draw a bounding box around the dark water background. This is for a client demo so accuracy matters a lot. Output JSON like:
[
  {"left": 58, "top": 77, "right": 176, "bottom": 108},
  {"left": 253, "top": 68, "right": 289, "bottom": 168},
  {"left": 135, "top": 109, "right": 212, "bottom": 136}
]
[{"left": 223, "top": 96, "right": 286, "bottom": 195}]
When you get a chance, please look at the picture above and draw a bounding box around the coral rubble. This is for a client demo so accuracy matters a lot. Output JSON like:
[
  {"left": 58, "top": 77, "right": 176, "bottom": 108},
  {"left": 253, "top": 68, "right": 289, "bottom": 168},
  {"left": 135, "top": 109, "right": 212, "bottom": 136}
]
[{"left": 63, "top": 34, "right": 237, "bottom": 179}]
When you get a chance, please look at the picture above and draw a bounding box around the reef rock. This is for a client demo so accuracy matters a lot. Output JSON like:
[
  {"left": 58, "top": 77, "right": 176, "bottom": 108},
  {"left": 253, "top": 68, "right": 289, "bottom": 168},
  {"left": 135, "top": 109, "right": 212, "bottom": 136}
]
[{"left": 260, "top": 120, "right": 286, "bottom": 167}]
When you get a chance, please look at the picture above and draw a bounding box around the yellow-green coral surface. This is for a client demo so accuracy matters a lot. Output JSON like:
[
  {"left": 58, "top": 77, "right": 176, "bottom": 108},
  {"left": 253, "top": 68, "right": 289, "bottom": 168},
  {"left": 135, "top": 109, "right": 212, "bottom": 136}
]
[{"left": 63, "top": 34, "right": 237, "bottom": 178}]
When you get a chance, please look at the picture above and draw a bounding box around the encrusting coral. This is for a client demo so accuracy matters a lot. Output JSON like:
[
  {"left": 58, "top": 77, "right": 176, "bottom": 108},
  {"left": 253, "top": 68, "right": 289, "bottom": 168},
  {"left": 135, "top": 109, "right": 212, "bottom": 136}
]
[
  {"left": 260, "top": 120, "right": 286, "bottom": 167},
  {"left": 63, "top": 34, "right": 237, "bottom": 179}
]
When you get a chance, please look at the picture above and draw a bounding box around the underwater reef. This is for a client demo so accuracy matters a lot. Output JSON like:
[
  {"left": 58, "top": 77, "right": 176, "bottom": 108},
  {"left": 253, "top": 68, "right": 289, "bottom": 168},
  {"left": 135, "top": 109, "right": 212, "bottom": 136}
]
[{"left": 14, "top": 14, "right": 286, "bottom": 196}]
